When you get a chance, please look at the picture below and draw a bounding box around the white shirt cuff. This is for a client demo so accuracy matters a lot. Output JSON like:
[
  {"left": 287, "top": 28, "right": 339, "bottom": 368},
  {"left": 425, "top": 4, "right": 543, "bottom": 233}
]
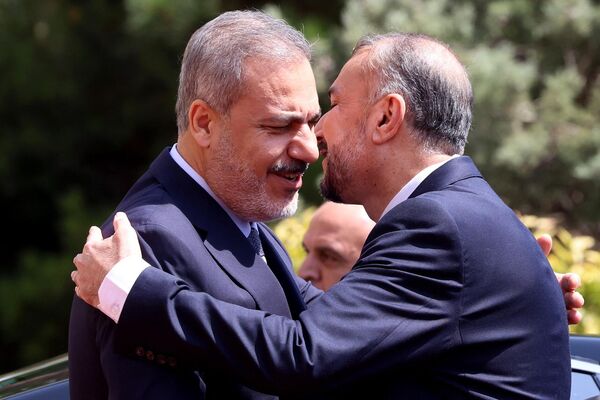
[{"left": 98, "top": 256, "right": 150, "bottom": 323}]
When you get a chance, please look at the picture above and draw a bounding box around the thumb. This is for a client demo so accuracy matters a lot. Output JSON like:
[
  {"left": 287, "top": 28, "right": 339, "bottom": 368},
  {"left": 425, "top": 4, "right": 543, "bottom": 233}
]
[
  {"left": 113, "top": 211, "right": 133, "bottom": 232},
  {"left": 86, "top": 226, "right": 103, "bottom": 244},
  {"left": 113, "top": 212, "right": 142, "bottom": 258}
]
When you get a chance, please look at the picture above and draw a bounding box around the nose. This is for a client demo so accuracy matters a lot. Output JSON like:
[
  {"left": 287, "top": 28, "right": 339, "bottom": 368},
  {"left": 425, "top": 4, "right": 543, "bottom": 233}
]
[
  {"left": 288, "top": 124, "right": 319, "bottom": 163},
  {"left": 314, "top": 118, "right": 324, "bottom": 140},
  {"left": 298, "top": 256, "right": 321, "bottom": 286}
]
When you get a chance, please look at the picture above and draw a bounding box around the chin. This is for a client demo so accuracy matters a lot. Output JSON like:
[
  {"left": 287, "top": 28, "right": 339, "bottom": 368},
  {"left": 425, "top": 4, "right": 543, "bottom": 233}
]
[
  {"left": 271, "top": 194, "right": 299, "bottom": 220},
  {"left": 250, "top": 192, "right": 299, "bottom": 222},
  {"left": 319, "top": 179, "right": 344, "bottom": 204},
  {"left": 279, "top": 197, "right": 298, "bottom": 218}
]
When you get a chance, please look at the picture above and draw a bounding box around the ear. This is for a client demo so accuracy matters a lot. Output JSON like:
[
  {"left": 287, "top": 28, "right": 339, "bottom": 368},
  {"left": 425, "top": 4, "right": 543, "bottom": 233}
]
[
  {"left": 188, "top": 99, "right": 216, "bottom": 148},
  {"left": 371, "top": 94, "right": 406, "bottom": 145}
]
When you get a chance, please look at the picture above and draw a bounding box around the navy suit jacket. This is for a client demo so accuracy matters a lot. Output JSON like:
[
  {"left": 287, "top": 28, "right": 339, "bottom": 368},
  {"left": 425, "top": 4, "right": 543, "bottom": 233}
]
[
  {"left": 68, "top": 148, "right": 321, "bottom": 399},
  {"left": 113, "top": 156, "right": 570, "bottom": 399}
]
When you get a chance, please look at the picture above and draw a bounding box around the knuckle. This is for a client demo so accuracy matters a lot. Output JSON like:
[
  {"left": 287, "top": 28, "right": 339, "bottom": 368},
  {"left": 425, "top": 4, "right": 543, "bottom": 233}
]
[{"left": 83, "top": 242, "right": 94, "bottom": 254}]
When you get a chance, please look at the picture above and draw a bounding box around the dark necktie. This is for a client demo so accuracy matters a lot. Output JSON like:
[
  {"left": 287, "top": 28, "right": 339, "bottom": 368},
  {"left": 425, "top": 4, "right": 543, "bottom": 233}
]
[{"left": 248, "top": 226, "right": 265, "bottom": 258}]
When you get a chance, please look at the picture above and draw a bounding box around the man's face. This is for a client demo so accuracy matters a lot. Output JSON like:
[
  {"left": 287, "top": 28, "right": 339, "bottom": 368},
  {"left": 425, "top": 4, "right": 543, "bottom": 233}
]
[
  {"left": 317, "top": 52, "right": 372, "bottom": 204},
  {"left": 298, "top": 203, "right": 373, "bottom": 291},
  {"left": 206, "top": 57, "right": 321, "bottom": 222}
]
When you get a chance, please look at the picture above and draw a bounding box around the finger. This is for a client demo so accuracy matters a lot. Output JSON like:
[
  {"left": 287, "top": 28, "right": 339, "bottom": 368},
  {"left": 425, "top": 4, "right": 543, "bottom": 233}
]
[
  {"left": 565, "top": 291, "right": 585, "bottom": 309},
  {"left": 73, "top": 253, "right": 84, "bottom": 270},
  {"left": 71, "top": 270, "right": 78, "bottom": 285},
  {"left": 86, "top": 226, "right": 103, "bottom": 243},
  {"left": 114, "top": 211, "right": 142, "bottom": 258},
  {"left": 113, "top": 211, "right": 132, "bottom": 231},
  {"left": 536, "top": 234, "right": 552, "bottom": 257},
  {"left": 567, "top": 309, "right": 583, "bottom": 325},
  {"left": 561, "top": 272, "right": 582, "bottom": 292}
]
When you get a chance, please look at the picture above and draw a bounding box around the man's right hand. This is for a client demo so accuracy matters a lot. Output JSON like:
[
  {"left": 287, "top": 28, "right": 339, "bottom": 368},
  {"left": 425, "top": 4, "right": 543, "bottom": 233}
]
[
  {"left": 72, "top": 212, "right": 142, "bottom": 307},
  {"left": 537, "top": 234, "right": 585, "bottom": 325}
]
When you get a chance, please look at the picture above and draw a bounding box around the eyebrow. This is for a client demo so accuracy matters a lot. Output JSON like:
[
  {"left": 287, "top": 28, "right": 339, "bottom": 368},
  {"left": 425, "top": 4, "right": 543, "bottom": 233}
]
[
  {"left": 262, "top": 110, "right": 321, "bottom": 126},
  {"left": 315, "top": 245, "right": 345, "bottom": 262}
]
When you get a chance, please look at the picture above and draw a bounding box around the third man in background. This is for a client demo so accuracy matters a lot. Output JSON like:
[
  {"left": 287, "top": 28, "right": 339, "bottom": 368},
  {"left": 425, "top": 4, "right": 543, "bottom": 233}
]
[{"left": 298, "top": 202, "right": 375, "bottom": 291}]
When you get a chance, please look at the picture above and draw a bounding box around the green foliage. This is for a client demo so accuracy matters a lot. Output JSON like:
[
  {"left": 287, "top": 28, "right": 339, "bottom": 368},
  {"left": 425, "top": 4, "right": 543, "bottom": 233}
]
[
  {"left": 2, "top": 0, "right": 600, "bottom": 374},
  {"left": 312, "top": 0, "right": 600, "bottom": 234},
  {"left": 0, "top": 0, "right": 337, "bottom": 373},
  {"left": 0, "top": 189, "right": 103, "bottom": 371},
  {"left": 273, "top": 207, "right": 315, "bottom": 272}
]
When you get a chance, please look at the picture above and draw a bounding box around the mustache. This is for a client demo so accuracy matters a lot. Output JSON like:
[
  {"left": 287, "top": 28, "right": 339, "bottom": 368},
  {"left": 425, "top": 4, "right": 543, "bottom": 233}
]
[{"left": 270, "top": 160, "right": 309, "bottom": 174}]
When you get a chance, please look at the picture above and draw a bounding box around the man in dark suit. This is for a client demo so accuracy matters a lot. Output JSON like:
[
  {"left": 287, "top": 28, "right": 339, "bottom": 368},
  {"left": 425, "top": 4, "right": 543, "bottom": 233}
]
[
  {"left": 73, "top": 33, "right": 572, "bottom": 398},
  {"left": 68, "top": 10, "right": 322, "bottom": 399}
]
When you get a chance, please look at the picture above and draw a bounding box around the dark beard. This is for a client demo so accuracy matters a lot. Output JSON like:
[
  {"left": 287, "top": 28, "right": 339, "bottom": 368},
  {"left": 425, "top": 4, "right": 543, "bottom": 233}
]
[
  {"left": 318, "top": 122, "right": 363, "bottom": 204},
  {"left": 319, "top": 170, "right": 344, "bottom": 203}
]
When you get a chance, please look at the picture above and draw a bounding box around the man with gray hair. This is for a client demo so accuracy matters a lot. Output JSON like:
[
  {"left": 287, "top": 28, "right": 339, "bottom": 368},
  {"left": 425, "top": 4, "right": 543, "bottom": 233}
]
[
  {"left": 73, "top": 32, "right": 572, "bottom": 398},
  {"left": 68, "top": 10, "right": 321, "bottom": 399}
]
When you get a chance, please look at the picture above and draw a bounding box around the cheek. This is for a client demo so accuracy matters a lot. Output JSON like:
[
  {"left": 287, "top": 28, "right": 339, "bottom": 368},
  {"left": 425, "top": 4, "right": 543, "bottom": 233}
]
[
  {"left": 325, "top": 113, "right": 354, "bottom": 146},
  {"left": 242, "top": 143, "right": 282, "bottom": 174},
  {"left": 324, "top": 263, "right": 348, "bottom": 280}
]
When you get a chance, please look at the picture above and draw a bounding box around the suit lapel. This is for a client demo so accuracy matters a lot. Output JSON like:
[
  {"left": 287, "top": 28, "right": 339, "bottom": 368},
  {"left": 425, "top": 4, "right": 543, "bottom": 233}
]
[
  {"left": 148, "top": 147, "right": 292, "bottom": 318},
  {"left": 409, "top": 156, "right": 484, "bottom": 199},
  {"left": 260, "top": 226, "right": 306, "bottom": 318}
]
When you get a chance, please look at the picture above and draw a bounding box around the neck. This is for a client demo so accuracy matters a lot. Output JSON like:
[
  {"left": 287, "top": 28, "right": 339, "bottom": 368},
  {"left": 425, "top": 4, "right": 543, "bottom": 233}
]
[
  {"left": 176, "top": 133, "right": 206, "bottom": 177},
  {"left": 362, "top": 152, "right": 453, "bottom": 221}
]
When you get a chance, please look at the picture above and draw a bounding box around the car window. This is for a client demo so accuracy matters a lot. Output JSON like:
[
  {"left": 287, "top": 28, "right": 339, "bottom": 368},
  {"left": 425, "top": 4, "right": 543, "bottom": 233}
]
[{"left": 571, "top": 371, "right": 600, "bottom": 399}]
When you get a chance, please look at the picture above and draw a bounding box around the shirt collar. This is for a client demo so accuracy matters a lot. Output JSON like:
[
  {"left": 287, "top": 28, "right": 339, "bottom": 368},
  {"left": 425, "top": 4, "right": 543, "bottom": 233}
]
[
  {"left": 380, "top": 155, "right": 460, "bottom": 219},
  {"left": 169, "top": 144, "right": 254, "bottom": 237}
]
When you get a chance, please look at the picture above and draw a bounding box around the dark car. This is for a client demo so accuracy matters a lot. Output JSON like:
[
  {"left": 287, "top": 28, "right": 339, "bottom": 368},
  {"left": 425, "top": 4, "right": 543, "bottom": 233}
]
[
  {"left": 2, "top": 336, "right": 600, "bottom": 399},
  {"left": 0, "top": 354, "right": 68, "bottom": 399}
]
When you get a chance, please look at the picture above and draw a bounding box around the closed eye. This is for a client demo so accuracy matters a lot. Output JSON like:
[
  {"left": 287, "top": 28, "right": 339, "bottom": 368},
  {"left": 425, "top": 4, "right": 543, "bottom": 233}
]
[{"left": 308, "top": 114, "right": 321, "bottom": 128}]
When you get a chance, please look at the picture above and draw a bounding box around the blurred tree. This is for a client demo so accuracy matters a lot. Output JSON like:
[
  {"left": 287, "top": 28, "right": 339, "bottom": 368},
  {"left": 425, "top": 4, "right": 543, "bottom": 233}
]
[
  {"left": 0, "top": 0, "right": 340, "bottom": 373},
  {"left": 2, "top": 0, "right": 600, "bottom": 374},
  {"left": 318, "top": 0, "right": 600, "bottom": 236}
]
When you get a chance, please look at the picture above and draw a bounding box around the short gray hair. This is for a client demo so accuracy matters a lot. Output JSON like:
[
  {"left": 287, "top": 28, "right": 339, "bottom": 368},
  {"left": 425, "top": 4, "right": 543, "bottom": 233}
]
[
  {"left": 175, "top": 10, "right": 312, "bottom": 134},
  {"left": 353, "top": 33, "right": 472, "bottom": 155}
]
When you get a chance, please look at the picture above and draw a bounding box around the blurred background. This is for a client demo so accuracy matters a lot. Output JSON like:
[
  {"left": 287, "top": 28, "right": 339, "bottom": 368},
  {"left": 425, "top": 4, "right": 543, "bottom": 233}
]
[{"left": 1, "top": 0, "right": 599, "bottom": 374}]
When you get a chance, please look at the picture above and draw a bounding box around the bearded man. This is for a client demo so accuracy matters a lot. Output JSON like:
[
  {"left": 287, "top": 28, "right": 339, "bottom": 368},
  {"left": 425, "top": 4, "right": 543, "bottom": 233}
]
[{"left": 68, "top": 10, "right": 321, "bottom": 400}]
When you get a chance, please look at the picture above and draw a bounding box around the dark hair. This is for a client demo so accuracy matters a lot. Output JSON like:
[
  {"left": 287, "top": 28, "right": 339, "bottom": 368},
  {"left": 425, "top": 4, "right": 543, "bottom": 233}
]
[{"left": 353, "top": 33, "right": 472, "bottom": 154}]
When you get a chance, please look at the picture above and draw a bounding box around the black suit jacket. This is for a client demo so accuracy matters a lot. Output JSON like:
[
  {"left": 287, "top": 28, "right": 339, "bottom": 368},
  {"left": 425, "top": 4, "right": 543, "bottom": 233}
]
[
  {"left": 113, "top": 156, "right": 571, "bottom": 399},
  {"left": 68, "top": 148, "right": 321, "bottom": 399}
]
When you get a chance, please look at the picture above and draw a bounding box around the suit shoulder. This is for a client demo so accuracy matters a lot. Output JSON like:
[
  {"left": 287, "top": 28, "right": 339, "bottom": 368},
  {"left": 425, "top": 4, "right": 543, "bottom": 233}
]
[
  {"left": 103, "top": 182, "right": 194, "bottom": 235},
  {"left": 363, "top": 196, "right": 462, "bottom": 267},
  {"left": 378, "top": 196, "right": 458, "bottom": 233}
]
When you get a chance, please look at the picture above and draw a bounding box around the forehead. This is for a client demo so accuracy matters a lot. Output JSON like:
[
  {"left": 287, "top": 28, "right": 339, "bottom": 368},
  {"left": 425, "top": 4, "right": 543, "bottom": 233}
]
[
  {"left": 237, "top": 56, "right": 320, "bottom": 116},
  {"left": 306, "top": 208, "right": 358, "bottom": 242},
  {"left": 329, "top": 51, "right": 371, "bottom": 99}
]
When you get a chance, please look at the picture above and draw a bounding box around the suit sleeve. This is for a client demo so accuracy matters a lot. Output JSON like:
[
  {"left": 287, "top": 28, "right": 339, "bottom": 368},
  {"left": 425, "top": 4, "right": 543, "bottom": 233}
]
[
  {"left": 114, "top": 198, "right": 464, "bottom": 395},
  {"left": 294, "top": 275, "right": 323, "bottom": 305},
  {"left": 69, "top": 220, "right": 206, "bottom": 399}
]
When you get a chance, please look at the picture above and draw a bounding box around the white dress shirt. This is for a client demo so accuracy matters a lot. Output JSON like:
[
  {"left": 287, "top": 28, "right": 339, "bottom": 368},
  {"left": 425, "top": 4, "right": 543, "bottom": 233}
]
[
  {"left": 98, "top": 145, "right": 255, "bottom": 322},
  {"left": 380, "top": 155, "right": 459, "bottom": 219}
]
